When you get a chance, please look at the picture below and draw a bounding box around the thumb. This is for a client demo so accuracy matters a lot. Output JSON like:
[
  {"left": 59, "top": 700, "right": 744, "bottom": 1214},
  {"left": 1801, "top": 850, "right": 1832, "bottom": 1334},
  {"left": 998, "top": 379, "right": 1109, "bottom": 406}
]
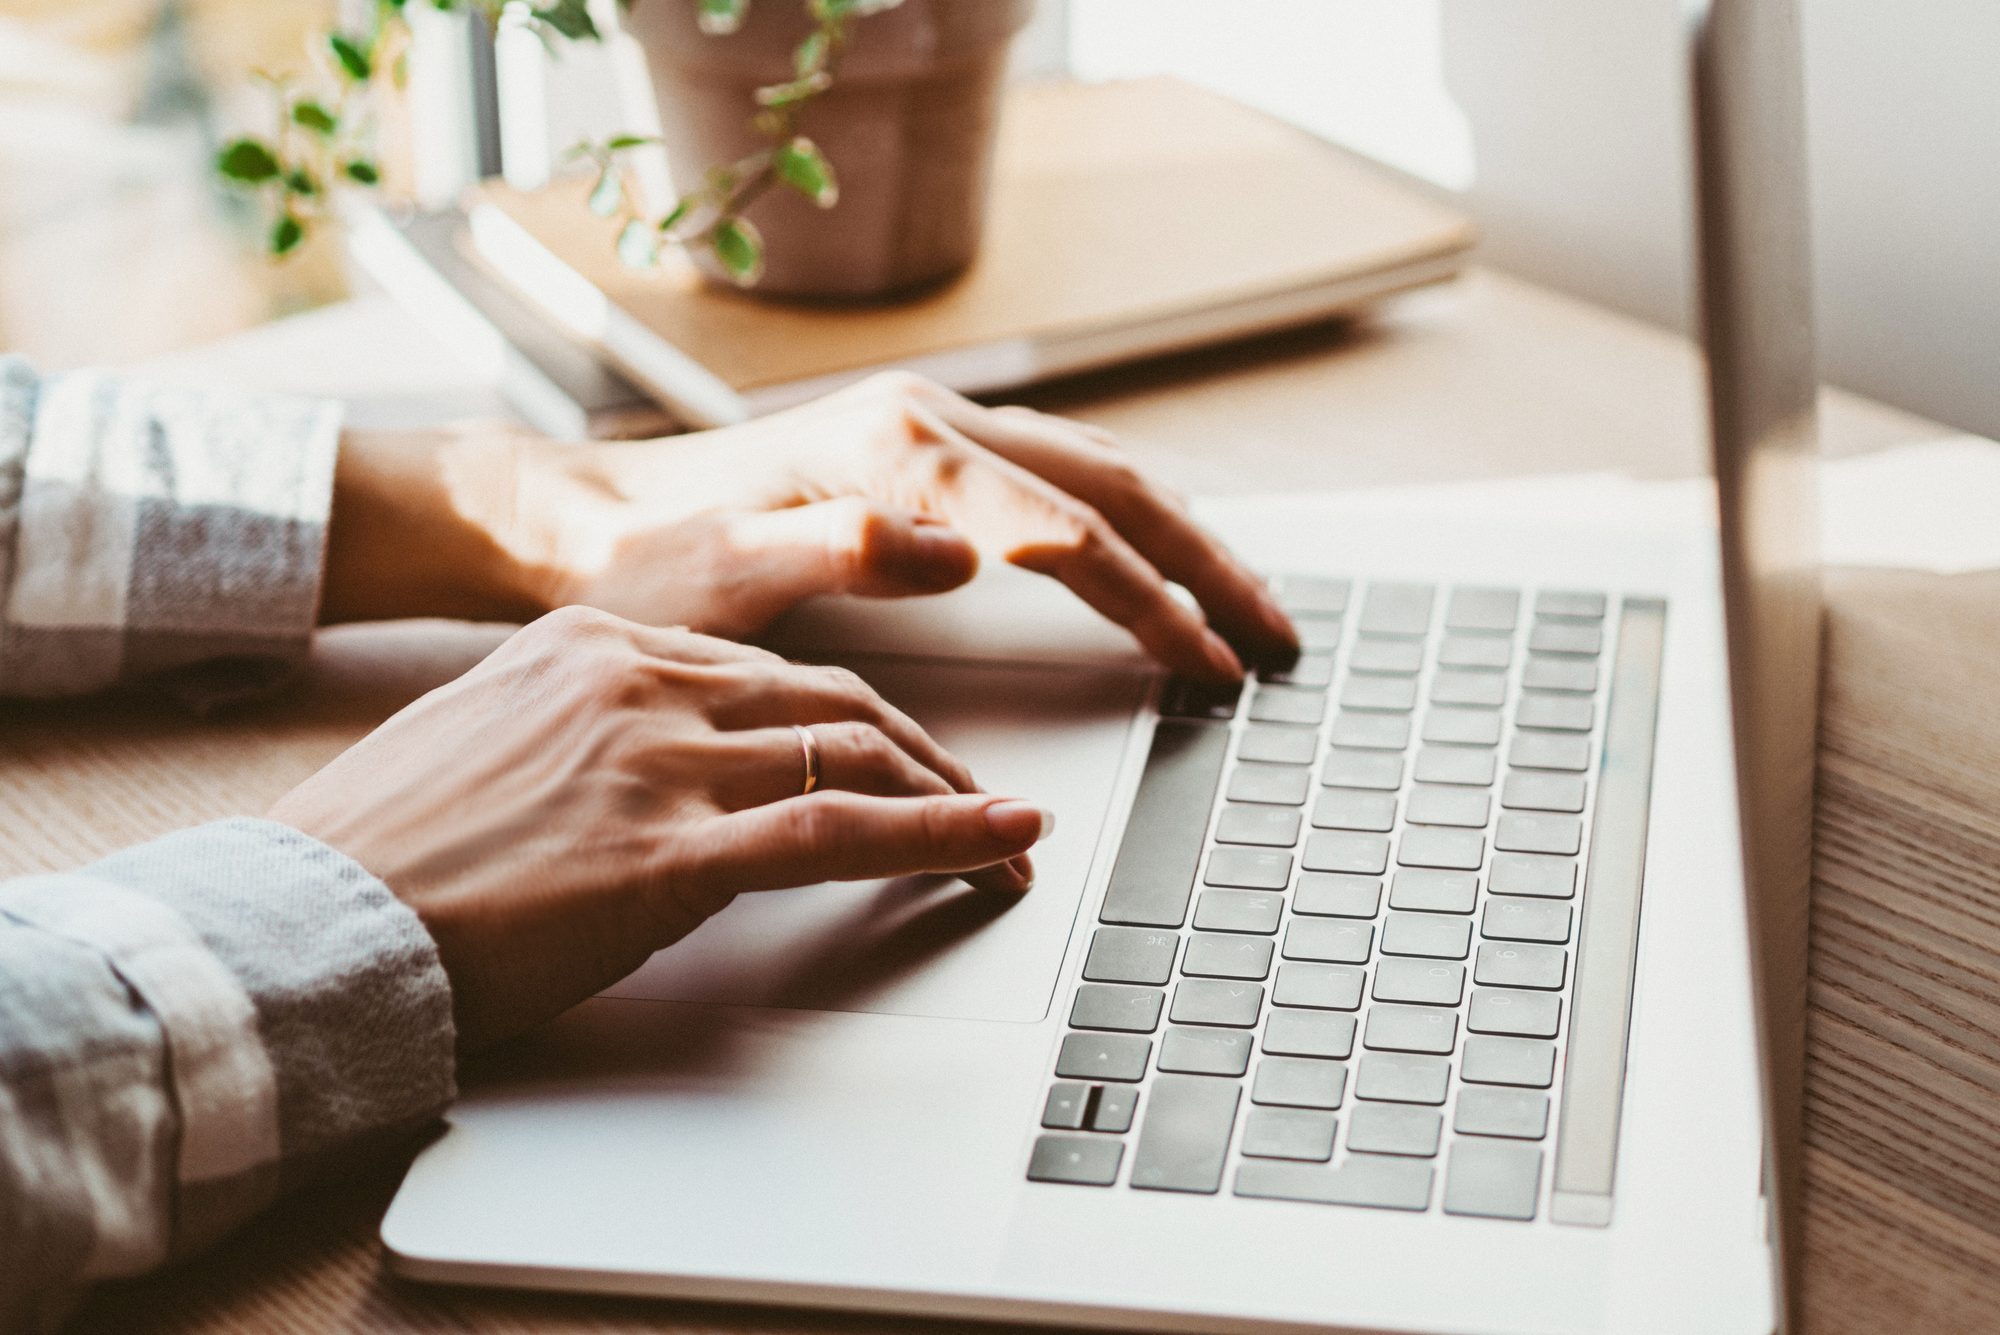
[{"left": 729, "top": 497, "right": 979, "bottom": 603}]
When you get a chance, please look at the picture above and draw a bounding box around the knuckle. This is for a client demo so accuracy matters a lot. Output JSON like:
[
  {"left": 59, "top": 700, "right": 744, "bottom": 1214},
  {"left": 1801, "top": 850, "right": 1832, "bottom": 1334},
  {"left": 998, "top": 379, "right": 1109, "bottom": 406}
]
[
  {"left": 532, "top": 602, "right": 622, "bottom": 642},
  {"left": 865, "top": 368, "right": 940, "bottom": 405}
]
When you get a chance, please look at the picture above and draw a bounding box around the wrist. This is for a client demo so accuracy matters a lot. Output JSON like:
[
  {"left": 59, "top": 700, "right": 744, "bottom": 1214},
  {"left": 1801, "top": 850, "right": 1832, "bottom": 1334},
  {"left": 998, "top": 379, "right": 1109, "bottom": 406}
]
[{"left": 321, "top": 427, "right": 553, "bottom": 624}]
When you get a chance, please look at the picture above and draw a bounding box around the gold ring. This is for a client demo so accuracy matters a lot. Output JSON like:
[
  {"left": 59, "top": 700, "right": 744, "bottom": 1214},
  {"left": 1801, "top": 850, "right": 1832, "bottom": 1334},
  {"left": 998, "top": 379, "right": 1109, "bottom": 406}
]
[{"left": 792, "top": 724, "right": 821, "bottom": 796}]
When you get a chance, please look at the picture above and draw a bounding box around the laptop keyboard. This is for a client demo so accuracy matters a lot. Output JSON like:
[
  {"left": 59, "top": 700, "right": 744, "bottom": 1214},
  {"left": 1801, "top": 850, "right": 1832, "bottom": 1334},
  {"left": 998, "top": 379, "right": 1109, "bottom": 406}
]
[{"left": 1026, "top": 578, "right": 1666, "bottom": 1223}]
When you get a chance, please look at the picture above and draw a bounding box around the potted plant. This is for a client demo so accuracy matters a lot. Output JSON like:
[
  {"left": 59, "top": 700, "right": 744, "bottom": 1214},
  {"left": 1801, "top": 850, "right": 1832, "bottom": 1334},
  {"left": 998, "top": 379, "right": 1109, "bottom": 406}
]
[{"left": 216, "top": 0, "right": 1033, "bottom": 300}]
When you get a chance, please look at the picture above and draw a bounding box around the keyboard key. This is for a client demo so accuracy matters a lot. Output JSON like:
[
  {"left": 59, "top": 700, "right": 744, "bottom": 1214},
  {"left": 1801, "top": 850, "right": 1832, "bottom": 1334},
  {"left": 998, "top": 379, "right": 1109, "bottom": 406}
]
[
  {"left": 1157, "top": 678, "right": 1241, "bottom": 720},
  {"left": 1262, "top": 1009, "right": 1357, "bottom": 1059},
  {"left": 1282, "top": 918, "right": 1374, "bottom": 965},
  {"left": 1322, "top": 748, "right": 1404, "bottom": 790},
  {"left": 1258, "top": 653, "right": 1334, "bottom": 688},
  {"left": 1130, "top": 1074, "right": 1242, "bottom": 1194},
  {"left": 1041, "top": 1082, "right": 1089, "bottom": 1129},
  {"left": 1529, "top": 621, "right": 1603, "bottom": 655},
  {"left": 1227, "top": 762, "right": 1313, "bottom": 806},
  {"left": 1099, "top": 722, "right": 1229, "bottom": 927},
  {"left": 1170, "top": 979, "right": 1264, "bottom": 1028},
  {"left": 1422, "top": 707, "right": 1502, "bottom": 746},
  {"left": 1272, "top": 962, "right": 1366, "bottom": 1011},
  {"left": 1157, "top": 1027, "right": 1252, "bottom": 1077},
  {"left": 1372, "top": 958, "right": 1465, "bottom": 1007},
  {"left": 1495, "top": 812, "right": 1583, "bottom": 855},
  {"left": 1508, "top": 731, "right": 1593, "bottom": 772},
  {"left": 1214, "top": 805, "right": 1302, "bottom": 848},
  {"left": 1535, "top": 589, "right": 1606, "bottom": 619},
  {"left": 1521, "top": 656, "right": 1598, "bottom": 693},
  {"left": 1234, "top": 1156, "right": 1432, "bottom": 1210},
  {"left": 1292, "top": 872, "right": 1383, "bottom": 918},
  {"left": 1501, "top": 771, "right": 1587, "bottom": 812},
  {"left": 1069, "top": 983, "right": 1165, "bottom": 1032},
  {"left": 1182, "top": 933, "right": 1276, "bottom": 980},
  {"left": 1340, "top": 675, "right": 1418, "bottom": 712},
  {"left": 1381, "top": 911, "right": 1474, "bottom": 960},
  {"left": 1481, "top": 899, "right": 1573, "bottom": 944},
  {"left": 1239, "top": 1107, "right": 1337, "bottom": 1161},
  {"left": 1345, "top": 1102, "right": 1443, "bottom": 1157},
  {"left": 1251, "top": 1056, "right": 1347, "bottom": 1109},
  {"left": 1454, "top": 1087, "right": 1550, "bottom": 1139},
  {"left": 1405, "top": 785, "right": 1491, "bottom": 828},
  {"left": 1413, "top": 746, "right": 1497, "bottom": 786},
  {"left": 1249, "top": 686, "right": 1326, "bottom": 726},
  {"left": 1354, "top": 1052, "right": 1450, "bottom": 1104},
  {"left": 1312, "top": 788, "right": 1397, "bottom": 832},
  {"left": 1303, "top": 831, "right": 1391, "bottom": 875},
  {"left": 1461, "top": 1035, "right": 1557, "bottom": 1087},
  {"left": 1444, "top": 586, "right": 1519, "bottom": 633},
  {"left": 1297, "top": 617, "right": 1342, "bottom": 651},
  {"left": 1488, "top": 853, "right": 1578, "bottom": 899},
  {"left": 1429, "top": 670, "right": 1507, "bottom": 708},
  {"left": 1083, "top": 927, "right": 1178, "bottom": 985},
  {"left": 1204, "top": 847, "right": 1293, "bottom": 890},
  {"left": 1028, "top": 1134, "right": 1123, "bottom": 1186},
  {"left": 1276, "top": 575, "right": 1352, "bottom": 616},
  {"left": 1388, "top": 869, "right": 1478, "bottom": 914},
  {"left": 1443, "top": 1141, "right": 1543, "bottom": 1220},
  {"left": 1358, "top": 581, "right": 1434, "bottom": 636},
  {"left": 1438, "top": 634, "right": 1511, "bottom": 671},
  {"left": 1474, "top": 942, "right": 1569, "bottom": 990},
  {"left": 1468, "top": 988, "right": 1563, "bottom": 1038},
  {"left": 1237, "top": 724, "right": 1319, "bottom": 765},
  {"left": 1515, "top": 694, "right": 1595, "bottom": 732},
  {"left": 1192, "top": 888, "right": 1284, "bottom": 934},
  {"left": 1330, "top": 712, "right": 1411, "bottom": 751},
  {"left": 1092, "top": 1085, "right": 1139, "bottom": 1133},
  {"left": 1363, "top": 1004, "right": 1459, "bottom": 1054},
  {"left": 1347, "top": 637, "right": 1425, "bottom": 674},
  {"left": 1056, "top": 1032, "right": 1151, "bottom": 1082},
  {"left": 1397, "top": 828, "right": 1485, "bottom": 870}
]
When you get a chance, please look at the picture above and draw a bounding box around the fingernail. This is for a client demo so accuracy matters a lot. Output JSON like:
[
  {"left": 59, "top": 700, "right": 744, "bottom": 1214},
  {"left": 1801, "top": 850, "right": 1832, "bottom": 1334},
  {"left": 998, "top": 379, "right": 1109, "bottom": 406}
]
[
  {"left": 1007, "top": 854, "right": 1036, "bottom": 892},
  {"left": 985, "top": 799, "right": 1055, "bottom": 844},
  {"left": 1202, "top": 627, "right": 1246, "bottom": 681},
  {"left": 1263, "top": 595, "right": 1300, "bottom": 646}
]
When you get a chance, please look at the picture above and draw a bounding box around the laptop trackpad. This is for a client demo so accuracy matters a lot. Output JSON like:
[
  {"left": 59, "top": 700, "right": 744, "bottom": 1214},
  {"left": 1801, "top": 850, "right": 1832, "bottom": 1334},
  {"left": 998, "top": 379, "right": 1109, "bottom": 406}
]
[{"left": 601, "top": 658, "right": 1149, "bottom": 1023}]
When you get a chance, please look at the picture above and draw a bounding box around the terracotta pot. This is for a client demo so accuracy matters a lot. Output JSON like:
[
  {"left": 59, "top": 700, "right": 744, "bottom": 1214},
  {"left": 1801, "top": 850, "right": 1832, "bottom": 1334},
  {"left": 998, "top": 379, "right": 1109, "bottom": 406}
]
[{"left": 618, "top": 0, "right": 1032, "bottom": 300}]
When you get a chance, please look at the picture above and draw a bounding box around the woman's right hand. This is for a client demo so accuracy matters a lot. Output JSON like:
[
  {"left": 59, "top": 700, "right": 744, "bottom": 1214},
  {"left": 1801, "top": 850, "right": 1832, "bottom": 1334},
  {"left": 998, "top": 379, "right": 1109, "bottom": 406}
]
[{"left": 268, "top": 606, "right": 1051, "bottom": 1051}]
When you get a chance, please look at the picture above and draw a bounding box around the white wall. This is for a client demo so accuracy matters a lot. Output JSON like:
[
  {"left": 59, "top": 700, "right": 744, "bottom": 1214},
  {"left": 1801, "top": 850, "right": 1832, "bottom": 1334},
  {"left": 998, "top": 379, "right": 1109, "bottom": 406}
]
[{"left": 1072, "top": 0, "right": 2000, "bottom": 440}]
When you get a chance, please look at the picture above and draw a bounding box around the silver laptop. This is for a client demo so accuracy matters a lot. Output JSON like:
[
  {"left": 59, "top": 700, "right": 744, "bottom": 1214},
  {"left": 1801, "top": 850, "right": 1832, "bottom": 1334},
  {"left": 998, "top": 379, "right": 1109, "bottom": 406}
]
[{"left": 380, "top": 1, "right": 1818, "bottom": 1330}]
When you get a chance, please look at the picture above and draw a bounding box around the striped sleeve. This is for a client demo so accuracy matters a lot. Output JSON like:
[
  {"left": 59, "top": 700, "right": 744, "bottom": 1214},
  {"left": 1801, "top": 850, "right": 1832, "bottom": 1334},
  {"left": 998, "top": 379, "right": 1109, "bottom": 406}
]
[
  {"left": 0, "top": 820, "right": 457, "bottom": 1331},
  {"left": 0, "top": 357, "right": 341, "bottom": 702}
]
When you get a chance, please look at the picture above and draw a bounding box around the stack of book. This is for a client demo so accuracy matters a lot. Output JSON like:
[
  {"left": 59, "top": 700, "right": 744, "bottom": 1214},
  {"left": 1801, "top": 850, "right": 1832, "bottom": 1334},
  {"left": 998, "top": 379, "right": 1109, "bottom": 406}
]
[{"left": 347, "top": 77, "right": 1475, "bottom": 438}]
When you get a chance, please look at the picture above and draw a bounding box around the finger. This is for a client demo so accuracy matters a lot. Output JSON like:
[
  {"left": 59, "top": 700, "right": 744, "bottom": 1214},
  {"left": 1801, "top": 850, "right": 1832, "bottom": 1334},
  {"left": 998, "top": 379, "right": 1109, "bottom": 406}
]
[
  {"left": 708, "top": 662, "right": 981, "bottom": 797},
  {"left": 937, "top": 398, "right": 1298, "bottom": 662},
  {"left": 678, "top": 792, "right": 1054, "bottom": 900},
  {"left": 884, "top": 409, "right": 1245, "bottom": 682},
  {"left": 725, "top": 498, "right": 980, "bottom": 605}
]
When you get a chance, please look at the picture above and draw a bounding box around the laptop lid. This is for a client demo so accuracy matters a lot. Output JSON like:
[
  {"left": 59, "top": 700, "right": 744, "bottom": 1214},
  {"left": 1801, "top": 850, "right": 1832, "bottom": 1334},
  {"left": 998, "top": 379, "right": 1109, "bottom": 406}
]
[{"left": 1689, "top": 0, "right": 1821, "bottom": 1325}]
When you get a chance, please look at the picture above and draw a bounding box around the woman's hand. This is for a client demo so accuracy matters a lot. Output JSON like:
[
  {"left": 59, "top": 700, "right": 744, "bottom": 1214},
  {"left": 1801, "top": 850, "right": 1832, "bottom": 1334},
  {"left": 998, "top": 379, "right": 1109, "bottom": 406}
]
[
  {"left": 269, "top": 607, "right": 1051, "bottom": 1051},
  {"left": 321, "top": 373, "right": 1296, "bottom": 682}
]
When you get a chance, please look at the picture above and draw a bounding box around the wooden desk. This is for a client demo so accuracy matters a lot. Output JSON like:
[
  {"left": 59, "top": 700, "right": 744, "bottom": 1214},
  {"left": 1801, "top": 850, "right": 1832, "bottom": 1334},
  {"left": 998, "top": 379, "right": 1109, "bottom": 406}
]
[{"left": 5, "top": 270, "right": 1996, "bottom": 1334}]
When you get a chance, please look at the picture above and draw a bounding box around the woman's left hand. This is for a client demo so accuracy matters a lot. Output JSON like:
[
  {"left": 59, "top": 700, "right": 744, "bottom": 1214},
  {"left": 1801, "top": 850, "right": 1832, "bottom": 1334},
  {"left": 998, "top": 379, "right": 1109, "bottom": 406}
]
[{"left": 322, "top": 372, "right": 1297, "bottom": 682}]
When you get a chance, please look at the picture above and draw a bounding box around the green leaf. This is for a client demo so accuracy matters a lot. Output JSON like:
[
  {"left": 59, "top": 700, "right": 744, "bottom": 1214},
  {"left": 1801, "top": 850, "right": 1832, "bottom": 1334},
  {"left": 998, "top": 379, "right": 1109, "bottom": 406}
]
[
  {"left": 531, "top": 0, "right": 599, "bottom": 40},
  {"left": 754, "top": 71, "right": 831, "bottom": 107},
  {"left": 343, "top": 159, "right": 381, "bottom": 185},
  {"left": 616, "top": 218, "right": 660, "bottom": 268},
  {"left": 793, "top": 29, "right": 829, "bottom": 77},
  {"left": 215, "top": 138, "right": 281, "bottom": 184},
  {"left": 604, "top": 133, "right": 659, "bottom": 151},
  {"left": 290, "top": 100, "right": 338, "bottom": 135},
  {"left": 710, "top": 217, "right": 763, "bottom": 285},
  {"left": 328, "top": 33, "right": 372, "bottom": 81},
  {"left": 270, "top": 214, "right": 305, "bottom": 255},
  {"left": 586, "top": 166, "right": 623, "bottom": 216},
  {"left": 773, "top": 136, "right": 837, "bottom": 207},
  {"left": 285, "top": 168, "right": 319, "bottom": 196},
  {"left": 658, "top": 196, "right": 695, "bottom": 234},
  {"left": 697, "top": 0, "right": 750, "bottom": 35},
  {"left": 810, "top": 0, "right": 902, "bottom": 19}
]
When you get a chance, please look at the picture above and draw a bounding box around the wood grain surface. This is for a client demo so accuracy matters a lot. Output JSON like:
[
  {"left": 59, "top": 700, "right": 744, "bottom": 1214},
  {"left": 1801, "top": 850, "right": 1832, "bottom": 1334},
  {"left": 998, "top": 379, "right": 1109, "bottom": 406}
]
[{"left": 2, "top": 271, "right": 1994, "bottom": 1333}]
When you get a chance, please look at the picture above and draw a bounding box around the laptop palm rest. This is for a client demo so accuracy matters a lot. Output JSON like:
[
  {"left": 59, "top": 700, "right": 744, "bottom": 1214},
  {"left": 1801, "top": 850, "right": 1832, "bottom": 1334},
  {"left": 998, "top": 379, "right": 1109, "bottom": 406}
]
[{"left": 601, "top": 656, "right": 1148, "bottom": 1023}]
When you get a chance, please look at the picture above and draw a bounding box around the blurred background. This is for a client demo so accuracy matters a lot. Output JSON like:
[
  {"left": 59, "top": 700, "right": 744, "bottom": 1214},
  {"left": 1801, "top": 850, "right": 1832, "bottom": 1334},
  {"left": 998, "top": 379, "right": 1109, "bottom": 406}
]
[{"left": 4, "top": 0, "right": 1997, "bottom": 437}]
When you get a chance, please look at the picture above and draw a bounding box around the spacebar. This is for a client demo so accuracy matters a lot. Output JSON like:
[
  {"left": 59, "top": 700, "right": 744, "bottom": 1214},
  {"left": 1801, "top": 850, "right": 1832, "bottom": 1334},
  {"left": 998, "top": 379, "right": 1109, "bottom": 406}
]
[{"left": 1098, "top": 720, "right": 1231, "bottom": 928}]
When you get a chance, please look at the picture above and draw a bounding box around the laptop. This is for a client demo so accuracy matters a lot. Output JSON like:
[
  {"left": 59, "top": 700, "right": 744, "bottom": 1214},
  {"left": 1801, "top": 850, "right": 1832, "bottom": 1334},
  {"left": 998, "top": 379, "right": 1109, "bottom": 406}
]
[{"left": 380, "top": 1, "right": 1818, "bottom": 1330}]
